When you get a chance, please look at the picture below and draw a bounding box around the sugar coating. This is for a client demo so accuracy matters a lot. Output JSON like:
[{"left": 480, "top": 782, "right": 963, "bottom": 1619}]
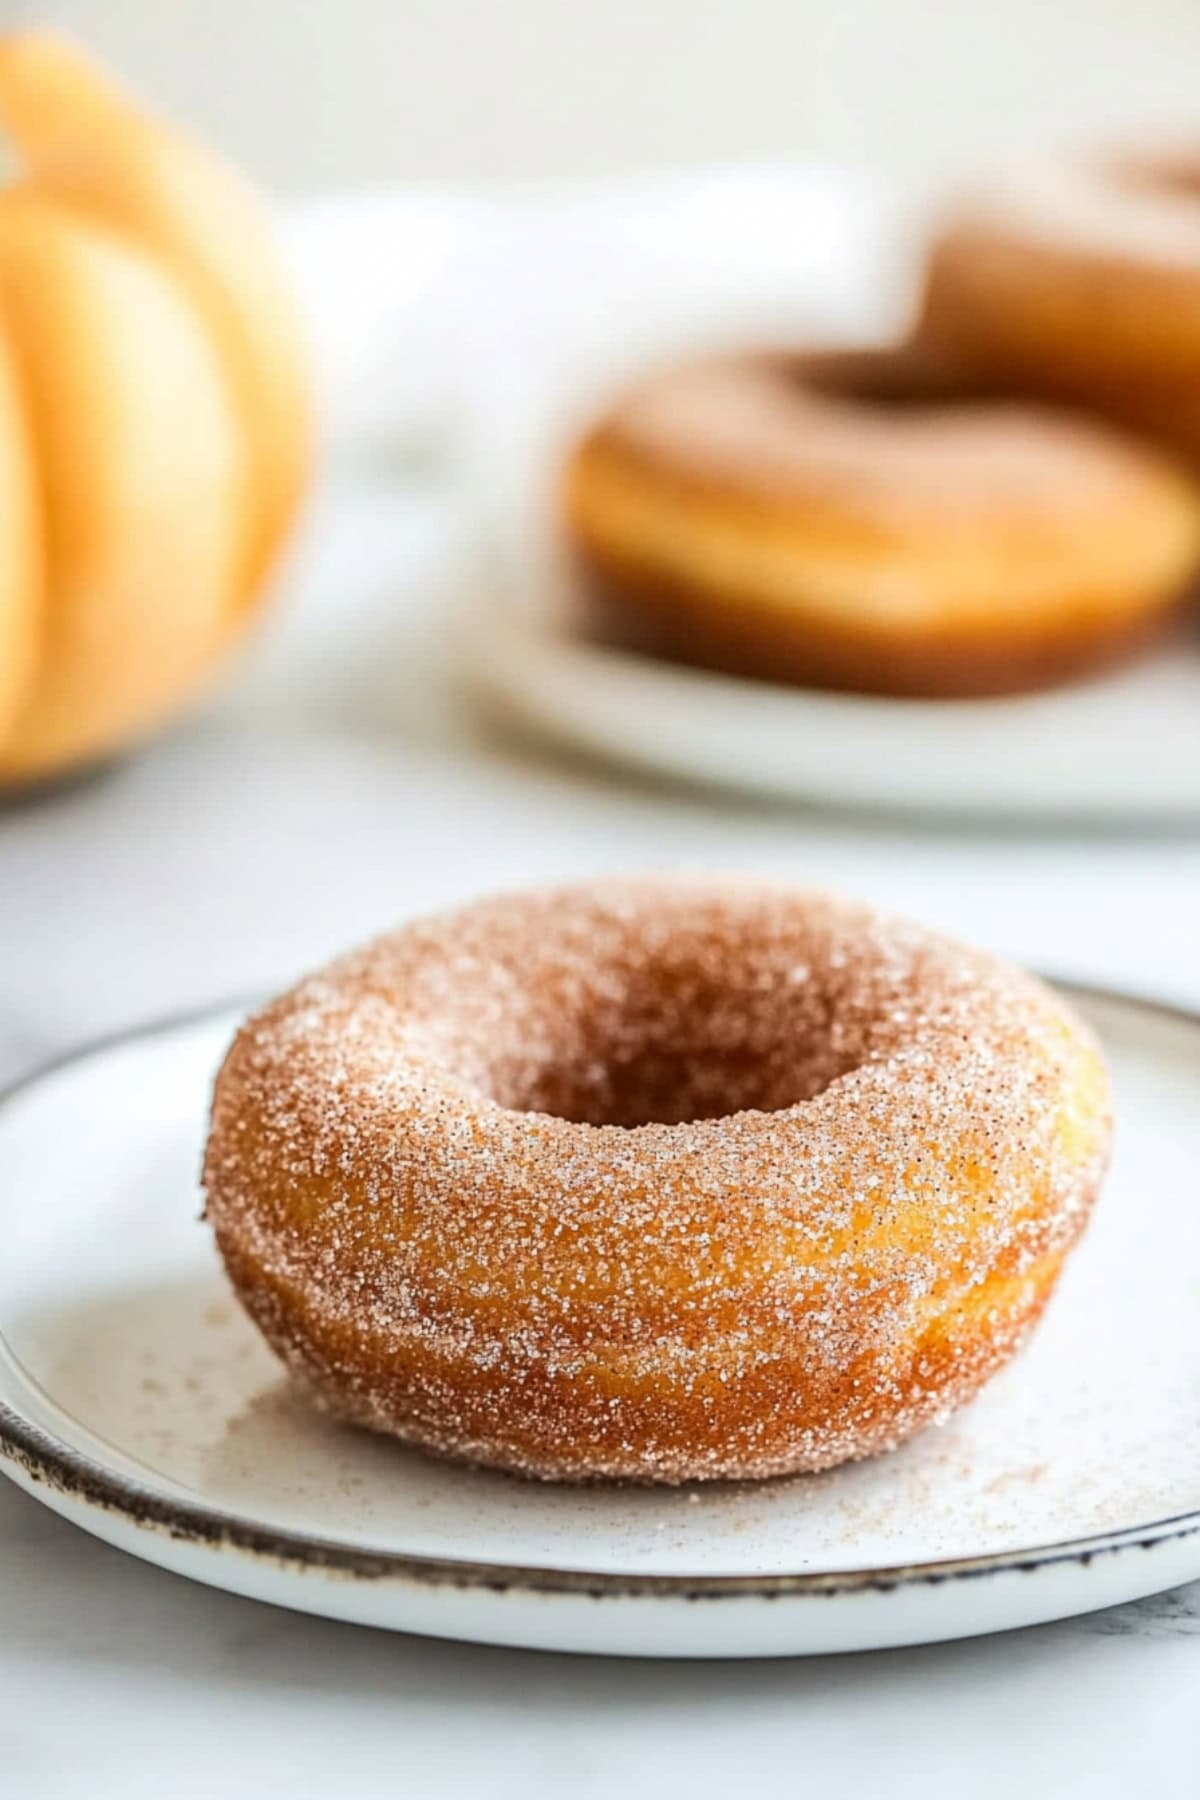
[
  {"left": 202, "top": 880, "right": 1112, "bottom": 1484},
  {"left": 579, "top": 351, "right": 1187, "bottom": 514}
]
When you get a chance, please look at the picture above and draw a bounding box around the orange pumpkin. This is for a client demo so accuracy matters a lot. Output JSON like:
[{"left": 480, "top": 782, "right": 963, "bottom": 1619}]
[{"left": 0, "top": 32, "right": 311, "bottom": 783}]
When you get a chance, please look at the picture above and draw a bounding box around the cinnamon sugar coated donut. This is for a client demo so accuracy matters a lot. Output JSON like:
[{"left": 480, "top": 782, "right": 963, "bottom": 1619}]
[
  {"left": 921, "top": 151, "right": 1200, "bottom": 468},
  {"left": 203, "top": 881, "right": 1111, "bottom": 1483},
  {"left": 561, "top": 348, "right": 1200, "bottom": 697}
]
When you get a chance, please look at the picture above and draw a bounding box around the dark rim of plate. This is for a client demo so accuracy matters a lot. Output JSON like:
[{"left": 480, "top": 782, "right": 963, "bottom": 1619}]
[{"left": 0, "top": 982, "right": 1197, "bottom": 1603}]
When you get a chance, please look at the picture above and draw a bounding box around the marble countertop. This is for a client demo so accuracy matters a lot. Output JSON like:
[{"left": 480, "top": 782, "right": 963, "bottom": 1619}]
[{"left": 3, "top": 465, "right": 1200, "bottom": 1796}]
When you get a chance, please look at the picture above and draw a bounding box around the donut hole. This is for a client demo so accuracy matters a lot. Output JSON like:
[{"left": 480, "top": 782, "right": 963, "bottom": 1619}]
[
  {"left": 468, "top": 939, "right": 881, "bottom": 1128},
  {"left": 786, "top": 347, "right": 996, "bottom": 414},
  {"left": 1107, "top": 152, "right": 1200, "bottom": 203}
]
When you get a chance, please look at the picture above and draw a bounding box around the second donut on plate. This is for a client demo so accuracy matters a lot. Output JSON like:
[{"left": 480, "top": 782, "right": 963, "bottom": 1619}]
[{"left": 560, "top": 347, "right": 1200, "bottom": 699}]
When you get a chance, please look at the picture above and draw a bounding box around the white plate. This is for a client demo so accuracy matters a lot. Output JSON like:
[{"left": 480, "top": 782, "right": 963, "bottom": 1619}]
[
  {"left": 2, "top": 991, "right": 1199, "bottom": 1658},
  {"left": 467, "top": 542, "right": 1200, "bottom": 823}
]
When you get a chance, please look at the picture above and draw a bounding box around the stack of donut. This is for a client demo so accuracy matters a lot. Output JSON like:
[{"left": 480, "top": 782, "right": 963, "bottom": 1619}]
[{"left": 562, "top": 151, "right": 1200, "bottom": 698}]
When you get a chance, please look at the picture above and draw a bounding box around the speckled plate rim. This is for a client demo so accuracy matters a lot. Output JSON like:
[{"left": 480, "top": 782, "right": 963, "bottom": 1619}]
[{"left": 1, "top": 984, "right": 1199, "bottom": 1606}]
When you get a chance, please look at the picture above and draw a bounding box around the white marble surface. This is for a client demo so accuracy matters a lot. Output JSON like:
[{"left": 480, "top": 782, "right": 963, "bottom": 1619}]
[{"left": 3, "top": 465, "right": 1200, "bottom": 1794}]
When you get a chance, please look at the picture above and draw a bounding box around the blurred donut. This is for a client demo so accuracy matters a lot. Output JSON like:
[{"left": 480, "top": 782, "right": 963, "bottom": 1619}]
[
  {"left": 560, "top": 347, "right": 1200, "bottom": 697},
  {"left": 921, "top": 151, "right": 1200, "bottom": 468}
]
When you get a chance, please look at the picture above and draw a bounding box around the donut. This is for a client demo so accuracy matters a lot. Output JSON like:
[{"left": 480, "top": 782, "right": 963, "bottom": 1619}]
[
  {"left": 203, "top": 880, "right": 1111, "bottom": 1484},
  {"left": 920, "top": 152, "right": 1200, "bottom": 466},
  {"left": 560, "top": 347, "right": 1200, "bottom": 698}
]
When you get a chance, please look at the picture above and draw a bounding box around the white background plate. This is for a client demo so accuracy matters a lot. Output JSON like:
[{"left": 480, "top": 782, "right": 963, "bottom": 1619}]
[{"left": 1, "top": 990, "right": 1199, "bottom": 1657}]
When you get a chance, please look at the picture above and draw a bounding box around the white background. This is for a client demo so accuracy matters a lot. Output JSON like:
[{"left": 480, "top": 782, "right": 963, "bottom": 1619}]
[{"left": 22, "top": 0, "right": 1200, "bottom": 194}]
